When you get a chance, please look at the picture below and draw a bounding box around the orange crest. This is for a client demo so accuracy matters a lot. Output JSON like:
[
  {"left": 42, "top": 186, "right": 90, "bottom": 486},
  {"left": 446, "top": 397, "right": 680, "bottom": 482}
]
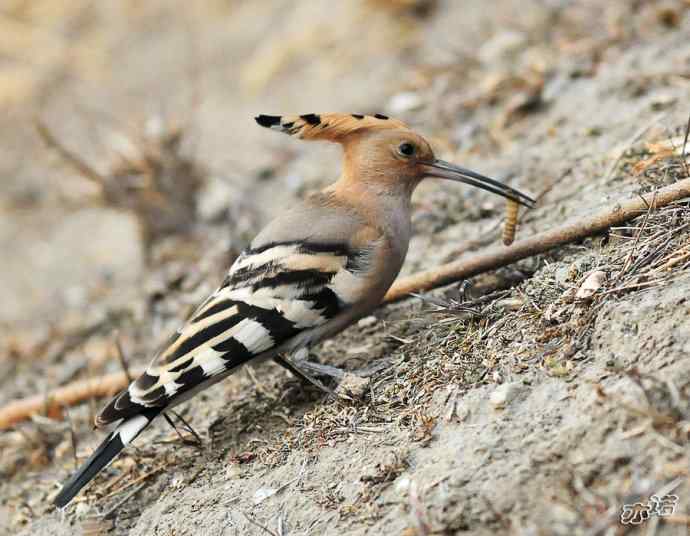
[{"left": 255, "top": 113, "right": 410, "bottom": 143}]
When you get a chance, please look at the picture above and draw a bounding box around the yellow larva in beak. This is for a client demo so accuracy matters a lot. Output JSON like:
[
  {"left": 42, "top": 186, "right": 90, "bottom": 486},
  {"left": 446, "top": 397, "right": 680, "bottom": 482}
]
[{"left": 502, "top": 199, "right": 520, "bottom": 246}]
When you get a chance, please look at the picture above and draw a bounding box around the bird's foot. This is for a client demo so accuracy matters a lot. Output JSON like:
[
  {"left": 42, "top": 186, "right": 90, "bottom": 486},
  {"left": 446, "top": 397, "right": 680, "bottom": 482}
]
[
  {"left": 273, "top": 354, "right": 338, "bottom": 398},
  {"left": 273, "top": 351, "right": 370, "bottom": 401}
]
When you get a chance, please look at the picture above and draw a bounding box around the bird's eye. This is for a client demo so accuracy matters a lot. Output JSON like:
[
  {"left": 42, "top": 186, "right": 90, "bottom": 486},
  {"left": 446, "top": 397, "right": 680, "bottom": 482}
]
[{"left": 397, "top": 142, "right": 416, "bottom": 157}]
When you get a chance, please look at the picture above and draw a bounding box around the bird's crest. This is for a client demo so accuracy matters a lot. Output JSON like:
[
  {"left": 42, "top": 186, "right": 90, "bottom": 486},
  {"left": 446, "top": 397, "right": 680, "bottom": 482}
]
[{"left": 255, "top": 113, "right": 410, "bottom": 143}]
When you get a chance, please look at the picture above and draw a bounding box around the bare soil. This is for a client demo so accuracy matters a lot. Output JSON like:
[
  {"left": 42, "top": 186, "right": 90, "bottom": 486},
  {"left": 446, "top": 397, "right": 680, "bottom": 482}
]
[{"left": 1, "top": 1, "right": 690, "bottom": 535}]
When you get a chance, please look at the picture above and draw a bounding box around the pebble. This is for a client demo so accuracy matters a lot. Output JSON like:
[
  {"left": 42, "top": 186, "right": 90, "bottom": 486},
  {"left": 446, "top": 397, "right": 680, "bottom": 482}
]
[
  {"left": 495, "top": 297, "right": 523, "bottom": 311},
  {"left": 357, "top": 315, "right": 377, "bottom": 328},
  {"left": 336, "top": 373, "right": 370, "bottom": 399},
  {"left": 489, "top": 382, "right": 525, "bottom": 409},
  {"left": 253, "top": 487, "right": 277, "bottom": 505},
  {"left": 387, "top": 92, "right": 423, "bottom": 114},
  {"left": 73, "top": 501, "right": 91, "bottom": 519},
  {"left": 575, "top": 270, "right": 606, "bottom": 300},
  {"left": 395, "top": 476, "right": 411, "bottom": 495},
  {"left": 225, "top": 464, "right": 242, "bottom": 480}
]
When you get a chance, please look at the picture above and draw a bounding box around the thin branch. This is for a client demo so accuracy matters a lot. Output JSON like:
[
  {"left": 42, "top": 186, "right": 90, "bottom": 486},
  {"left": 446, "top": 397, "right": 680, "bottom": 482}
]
[
  {"left": 114, "top": 331, "right": 133, "bottom": 384},
  {"left": 101, "top": 483, "right": 147, "bottom": 519},
  {"left": 0, "top": 370, "right": 141, "bottom": 430},
  {"left": 34, "top": 118, "right": 105, "bottom": 185},
  {"left": 62, "top": 405, "right": 79, "bottom": 471},
  {"left": 240, "top": 512, "right": 278, "bottom": 536}
]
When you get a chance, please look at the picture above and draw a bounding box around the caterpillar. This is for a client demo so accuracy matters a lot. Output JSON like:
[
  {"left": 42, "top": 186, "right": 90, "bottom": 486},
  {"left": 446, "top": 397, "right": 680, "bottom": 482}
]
[{"left": 502, "top": 199, "right": 519, "bottom": 246}]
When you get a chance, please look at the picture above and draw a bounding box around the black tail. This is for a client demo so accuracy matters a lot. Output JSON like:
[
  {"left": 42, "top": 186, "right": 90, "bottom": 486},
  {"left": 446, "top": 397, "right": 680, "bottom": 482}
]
[{"left": 54, "top": 409, "right": 160, "bottom": 508}]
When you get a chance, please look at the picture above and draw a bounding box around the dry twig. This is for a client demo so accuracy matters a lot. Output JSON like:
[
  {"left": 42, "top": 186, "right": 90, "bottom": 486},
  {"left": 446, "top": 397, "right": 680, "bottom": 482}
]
[
  {"left": 35, "top": 118, "right": 105, "bottom": 185},
  {"left": 0, "top": 370, "right": 141, "bottom": 430}
]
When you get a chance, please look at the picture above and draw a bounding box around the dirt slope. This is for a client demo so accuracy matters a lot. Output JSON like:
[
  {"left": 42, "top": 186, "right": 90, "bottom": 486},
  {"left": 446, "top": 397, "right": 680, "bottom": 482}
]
[{"left": 1, "top": 1, "right": 689, "bottom": 535}]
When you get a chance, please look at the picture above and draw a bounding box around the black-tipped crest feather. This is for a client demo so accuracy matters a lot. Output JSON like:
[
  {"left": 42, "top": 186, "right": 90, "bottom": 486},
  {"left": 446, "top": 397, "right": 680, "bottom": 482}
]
[{"left": 255, "top": 113, "right": 409, "bottom": 142}]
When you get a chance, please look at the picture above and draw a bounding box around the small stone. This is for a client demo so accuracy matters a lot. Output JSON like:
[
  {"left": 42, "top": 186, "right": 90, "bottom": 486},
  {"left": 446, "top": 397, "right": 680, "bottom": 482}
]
[
  {"left": 336, "top": 373, "right": 370, "bottom": 399},
  {"left": 553, "top": 265, "right": 571, "bottom": 286},
  {"left": 253, "top": 487, "right": 277, "bottom": 505},
  {"left": 357, "top": 315, "right": 377, "bottom": 328},
  {"left": 550, "top": 503, "right": 578, "bottom": 535},
  {"left": 575, "top": 270, "right": 606, "bottom": 300},
  {"left": 395, "top": 476, "right": 411, "bottom": 495},
  {"left": 388, "top": 92, "right": 423, "bottom": 114},
  {"left": 225, "top": 464, "right": 242, "bottom": 480},
  {"left": 650, "top": 94, "right": 676, "bottom": 111},
  {"left": 170, "top": 474, "right": 186, "bottom": 489},
  {"left": 360, "top": 464, "right": 380, "bottom": 482},
  {"left": 73, "top": 501, "right": 91, "bottom": 519},
  {"left": 489, "top": 382, "right": 525, "bottom": 409},
  {"left": 495, "top": 297, "right": 523, "bottom": 311}
]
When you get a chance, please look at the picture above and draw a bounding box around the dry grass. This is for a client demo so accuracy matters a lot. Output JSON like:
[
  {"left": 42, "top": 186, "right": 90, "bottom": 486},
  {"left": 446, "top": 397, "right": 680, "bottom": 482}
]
[{"left": 36, "top": 118, "right": 208, "bottom": 260}]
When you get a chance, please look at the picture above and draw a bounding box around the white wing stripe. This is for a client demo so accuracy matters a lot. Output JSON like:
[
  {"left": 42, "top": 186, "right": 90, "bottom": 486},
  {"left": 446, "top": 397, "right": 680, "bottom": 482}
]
[
  {"left": 233, "top": 318, "right": 274, "bottom": 353},
  {"left": 232, "top": 245, "right": 299, "bottom": 271},
  {"left": 119, "top": 415, "right": 150, "bottom": 445},
  {"left": 197, "top": 347, "right": 228, "bottom": 376}
]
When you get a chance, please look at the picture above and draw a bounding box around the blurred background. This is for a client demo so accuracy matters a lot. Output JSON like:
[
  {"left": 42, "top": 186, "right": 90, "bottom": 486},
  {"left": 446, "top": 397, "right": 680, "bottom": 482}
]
[{"left": 2, "top": 1, "right": 690, "bottom": 534}]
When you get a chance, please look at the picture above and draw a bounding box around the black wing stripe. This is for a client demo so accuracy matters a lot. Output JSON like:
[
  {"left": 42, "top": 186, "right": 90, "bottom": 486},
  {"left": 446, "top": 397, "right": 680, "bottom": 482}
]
[
  {"left": 244, "top": 240, "right": 367, "bottom": 274},
  {"left": 193, "top": 299, "right": 241, "bottom": 323},
  {"left": 235, "top": 301, "right": 300, "bottom": 340},
  {"left": 141, "top": 385, "right": 167, "bottom": 404},
  {"left": 168, "top": 357, "right": 194, "bottom": 373},
  {"left": 297, "top": 242, "right": 350, "bottom": 257},
  {"left": 176, "top": 366, "right": 206, "bottom": 390},
  {"left": 167, "top": 315, "right": 245, "bottom": 363},
  {"left": 344, "top": 248, "right": 370, "bottom": 272},
  {"left": 301, "top": 286, "right": 342, "bottom": 318},
  {"left": 135, "top": 372, "right": 158, "bottom": 390},
  {"left": 226, "top": 263, "right": 277, "bottom": 287},
  {"left": 212, "top": 336, "right": 252, "bottom": 357},
  {"left": 99, "top": 390, "right": 148, "bottom": 423},
  {"left": 252, "top": 268, "right": 335, "bottom": 291},
  {"left": 247, "top": 240, "right": 349, "bottom": 257}
]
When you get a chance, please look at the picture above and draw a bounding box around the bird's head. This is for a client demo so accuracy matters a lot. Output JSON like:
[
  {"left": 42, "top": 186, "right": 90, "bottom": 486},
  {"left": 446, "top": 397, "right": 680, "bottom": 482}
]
[{"left": 255, "top": 113, "right": 534, "bottom": 208}]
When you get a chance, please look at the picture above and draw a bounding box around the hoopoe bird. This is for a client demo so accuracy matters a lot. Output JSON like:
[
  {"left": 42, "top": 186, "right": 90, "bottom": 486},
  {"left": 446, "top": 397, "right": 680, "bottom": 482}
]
[{"left": 54, "top": 113, "right": 535, "bottom": 508}]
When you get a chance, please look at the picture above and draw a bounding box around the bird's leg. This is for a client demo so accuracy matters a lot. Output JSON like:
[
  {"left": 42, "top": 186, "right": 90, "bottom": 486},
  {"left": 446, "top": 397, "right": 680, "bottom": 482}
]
[
  {"left": 291, "top": 347, "right": 348, "bottom": 380},
  {"left": 273, "top": 349, "right": 340, "bottom": 397},
  {"left": 171, "top": 410, "right": 203, "bottom": 447},
  {"left": 163, "top": 411, "right": 203, "bottom": 448},
  {"left": 276, "top": 350, "right": 372, "bottom": 402}
]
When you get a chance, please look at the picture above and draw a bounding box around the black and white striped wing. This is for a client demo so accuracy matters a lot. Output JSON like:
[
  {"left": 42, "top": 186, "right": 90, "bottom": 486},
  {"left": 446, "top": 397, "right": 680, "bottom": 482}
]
[{"left": 97, "top": 240, "right": 371, "bottom": 425}]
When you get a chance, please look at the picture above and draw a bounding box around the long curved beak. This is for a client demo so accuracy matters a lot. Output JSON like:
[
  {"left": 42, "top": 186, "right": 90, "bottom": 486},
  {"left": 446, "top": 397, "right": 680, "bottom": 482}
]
[{"left": 421, "top": 159, "right": 535, "bottom": 208}]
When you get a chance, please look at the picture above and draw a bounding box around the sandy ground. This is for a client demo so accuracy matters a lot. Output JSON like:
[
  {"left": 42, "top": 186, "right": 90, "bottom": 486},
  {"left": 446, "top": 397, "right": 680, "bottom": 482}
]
[{"left": 1, "top": 1, "right": 690, "bottom": 535}]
